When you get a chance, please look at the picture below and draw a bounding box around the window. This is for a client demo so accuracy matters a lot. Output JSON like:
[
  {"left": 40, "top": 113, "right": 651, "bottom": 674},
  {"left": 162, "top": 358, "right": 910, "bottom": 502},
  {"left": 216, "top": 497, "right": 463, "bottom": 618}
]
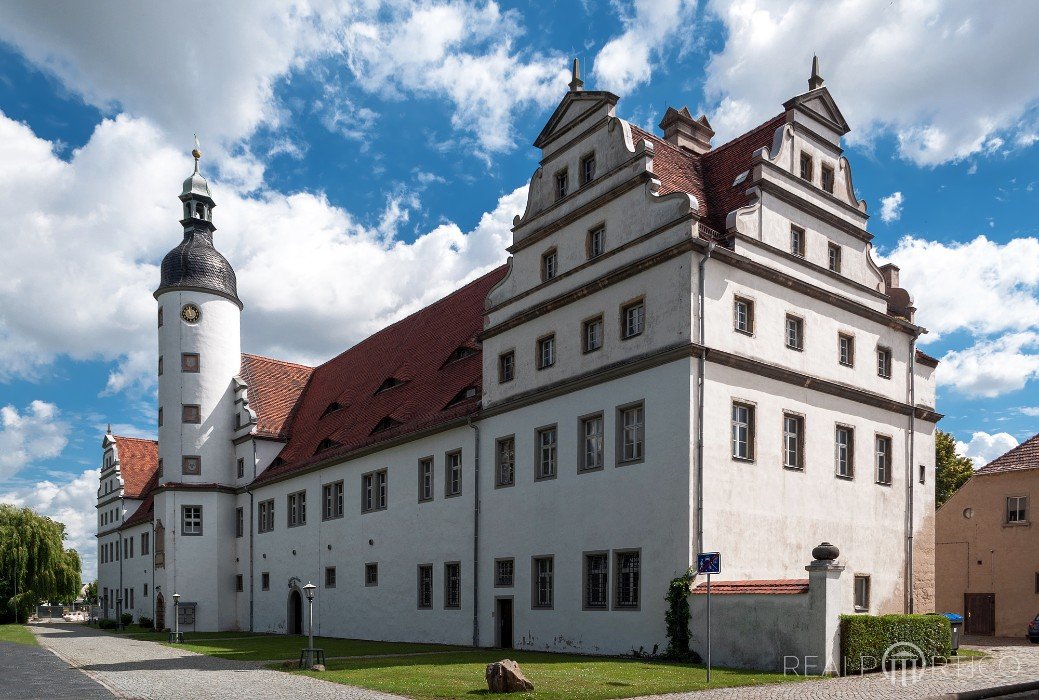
[
  {"left": 588, "top": 226, "right": 605, "bottom": 258},
  {"left": 821, "top": 163, "right": 835, "bottom": 194},
  {"left": 828, "top": 242, "right": 842, "bottom": 273},
  {"left": 790, "top": 226, "right": 806, "bottom": 257},
  {"left": 141, "top": 532, "right": 150, "bottom": 555},
  {"left": 580, "top": 414, "right": 605, "bottom": 472},
  {"left": 537, "top": 335, "right": 556, "bottom": 369},
  {"left": 362, "top": 470, "right": 388, "bottom": 512},
  {"left": 799, "top": 152, "right": 813, "bottom": 182},
  {"left": 258, "top": 499, "right": 274, "bottom": 533},
  {"left": 418, "top": 458, "right": 435, "bottom": 501},
  {"left": 615, "top": 550, "right": 641, "bottom": 609},
  {"left": 583, "top": 316, "right": 603, "bottom": 353},
  {"left": 158, "top": 407, "right": 163, "bottom": 427},
  {"left": 235, "top": 575, "right": 243, "bottom": 592},
  {"left": 580, "top": 153, "right": 596, "bottom": 185},
  {"left": 158, "top": 459, "right": 163, "bottom": 477},
  {"left": 365, "top": 563, "right": 378, "bottom": 587},
  {"left": 839, "top": 333, "right": 855, "bottom": 367},
  {"left": 158, "top": 307, "right": 163, "bottom": 327},
  {"left": 555, "top": 169, "right": 568, "bottom": 200},
  {"left": 181, "top": 505, "right": 202, "bottom": 536},
  {"left": 541, "top": 248, "right": 558, "bottom": 281},
  {"left": 836, "top": 426, "right": 855, "bottom": 478},
  {"left": 261, "top": 572, "right": 270, "bottom": 591},
  {"left": 182, "top": 456, "right": 201, "bottom": 475},
  {"left": 733, "top": 297, "right": 754, "bottom": 334},
  {"left": 731, "top": 402, "right": 755, "bottom": 461},
  {"left": 144, "top": 584, "right": 148, "bottom": 597},
  {"left": 532, "top": 556, "right": 553, "bottom": 609},
  {"left": 783, "top": 413, "right": 804, "bottom": 470},
  {"left": 876, "top": 436, "right": 892, "bottom": 485},
  {"left": 182, "top": 404, "right": 201, "bottom": 424},
  {"left": 445, "top": 562, "right": 461, "bottom": 609},
  {"left": 919, "top": 464, "right": 926, "bottom": 485},
  {"left": 445, "top": 451, "right": 462, "bottom": 497},
  {"left": 287, "top": 490, "right": 306, "bottom": 527},
  {"left": 181, "top": 353, "right": 200, "bottom": 373},
  {"left": 877, "top": 347, "right": 892, "bottom": 379},
  {"left": 236, "top": 458, "right": 245, "bottom": 479},
  {"left": 323, "top": 480, "right": 345, "bottom": 519},
  {"left": 495, "top": 558, "right": 514, "bottom": 587},
  {"left": 158, "top": 356, "right": 163, "bottom": 376},
  {"left": 1008, "top": 496, "right": 1029, "bottom": 524},
  {"left": 619, "top": 403, "right": 645, "bottom": 463},
  {"left": 535, "top": 426, "right": 557, "bottom": 480},
  {"left": 854, "top": 575, "right": 870, "bottom": 612},
  {"left": 622, "top": 300, "right": 645, "bottom": 339},
  {"left": 785, "top": 315, "right": 804, "bottom": 350},
  {"left": 1035, "top": 572, "right": 1039, "bottom": 595},
  {"left": 495, "top": 438, "right": 515, "bottom": 487},
  {"left": 584, "top": 553, "right": 609, "bottom": 610},
  {"left": 498, "top": 351, "right": 515, "bottom": 383},
  {"left": 418, "top": 565, "right": 433, "bottom": 608},
  {"left": 235, "top": 507, "right": 243, "bottom": 538}
]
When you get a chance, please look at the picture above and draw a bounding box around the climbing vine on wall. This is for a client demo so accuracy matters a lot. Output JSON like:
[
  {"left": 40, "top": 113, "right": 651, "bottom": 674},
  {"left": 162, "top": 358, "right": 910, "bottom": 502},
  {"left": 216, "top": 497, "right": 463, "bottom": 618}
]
[{"left": 664, "top": 567, "right": 697, "bottom": 659}]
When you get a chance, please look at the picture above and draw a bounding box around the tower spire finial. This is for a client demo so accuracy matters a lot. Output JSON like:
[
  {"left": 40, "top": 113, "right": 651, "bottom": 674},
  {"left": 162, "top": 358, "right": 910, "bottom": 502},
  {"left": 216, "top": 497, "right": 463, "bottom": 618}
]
[
  {"left": 192, "top": 133, "right": 202, "bottom": 172},
  {"left": 808, "top": 55, "right": 824, "bottom": 90},
  {"left": 568, "top": 57, "right": 584, "bottom": 92}
]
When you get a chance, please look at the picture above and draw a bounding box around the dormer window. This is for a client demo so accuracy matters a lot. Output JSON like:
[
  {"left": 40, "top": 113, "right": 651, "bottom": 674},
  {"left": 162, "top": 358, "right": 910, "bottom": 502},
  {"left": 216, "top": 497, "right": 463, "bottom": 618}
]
[
  {"left": 799, "top": 152, "right": 813, "bottom": 182},
  {"left": 821, "top": 164, "right": 835, "bottom": 194},
  {"left": 444, "top": 346, "right": 477, "bottom": 365},
  {"left": 372, "top": 416, "right": 401, "bottom": 433},
  {"left": 555, "top": 170, "right": 568, "bottom": 200},
  {"left": 376, "top": 377, "right": 404, "bottom": 393},
  {"left": 320, "top": 402, "right": 342, "bottom": 419},
  {"left": 445, "top": 386, "right": 479, "bottom": 408},
  {"left": 541, "top": 249, "right": 558, "bottom": 282},
  {"left": 314, "top": 438, "right": 339, "bottom": 455},
  {"left": 580, "top": 154, "right": 596, "bottom": 186}
]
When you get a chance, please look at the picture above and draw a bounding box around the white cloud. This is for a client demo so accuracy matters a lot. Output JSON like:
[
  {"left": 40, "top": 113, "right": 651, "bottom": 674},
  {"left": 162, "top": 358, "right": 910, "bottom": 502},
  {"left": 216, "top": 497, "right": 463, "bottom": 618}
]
[
  {"left": 938, "top": 332, "right": 1039, "bottom": 397},
  {"left": 0, "top": 401, "right": 69, "bottom": 481},
  {"left": 592, "top": 0, "right": 698, "bottom": 95},
  {"left": 1019, "top": 407, "right": 1039, "bottom": 417},
  {"left": 702, "top": 0, "right": 1039, "bottom": 165},
  {"left": 955, "top": 431, "right": 1020, "bottom": 466},
  {"left": 879, "top": 191, "right": 904, "bottom": 223},
  {"left": 0, "top": 469, "right": 100, "bottom": 581}
]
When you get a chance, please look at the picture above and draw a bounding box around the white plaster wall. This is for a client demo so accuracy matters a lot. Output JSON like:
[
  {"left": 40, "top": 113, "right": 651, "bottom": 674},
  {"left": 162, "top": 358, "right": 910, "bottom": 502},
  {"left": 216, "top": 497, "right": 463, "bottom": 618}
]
[
  {"left": 97, "top": 523, "right": 153, "bottom": 622},
  {"left": 688, "top": 592, "right": 810, "bottom": 671}
]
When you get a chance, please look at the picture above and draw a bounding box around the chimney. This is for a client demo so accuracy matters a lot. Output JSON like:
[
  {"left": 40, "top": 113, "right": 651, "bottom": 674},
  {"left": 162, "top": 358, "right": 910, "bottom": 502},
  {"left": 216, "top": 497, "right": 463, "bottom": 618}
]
[
  {"left": 659, "top": 106, "right": 714, "bottom": 155},
  {"left": 879, "top": 263, "right": 900, "bottom": 291}
]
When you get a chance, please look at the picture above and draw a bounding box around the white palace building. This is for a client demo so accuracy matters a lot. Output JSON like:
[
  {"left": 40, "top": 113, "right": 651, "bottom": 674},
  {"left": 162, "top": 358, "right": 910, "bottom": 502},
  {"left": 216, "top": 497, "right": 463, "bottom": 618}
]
[{"left": 96, "top": 60, "right": 940, "bottom": 667}]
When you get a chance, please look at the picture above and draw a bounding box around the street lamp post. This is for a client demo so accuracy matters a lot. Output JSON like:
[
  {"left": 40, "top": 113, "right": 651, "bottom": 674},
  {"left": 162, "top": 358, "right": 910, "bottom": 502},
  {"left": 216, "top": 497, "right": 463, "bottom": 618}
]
[
  {"left": 116, "top": 595, "right": 122, "bottom": 631},
  {"left": 171, "top": 592, "right": 181, "bottom": 643},
  {"left": 302, "top": 583, "right": 316, "bottom": 667}
]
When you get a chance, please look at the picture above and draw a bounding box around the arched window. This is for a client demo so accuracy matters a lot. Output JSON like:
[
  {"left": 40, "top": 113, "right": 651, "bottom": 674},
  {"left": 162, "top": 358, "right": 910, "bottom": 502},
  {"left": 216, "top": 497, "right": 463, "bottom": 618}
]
[{"left": 195, "top": 202, "right": 205, "bottom": 219}]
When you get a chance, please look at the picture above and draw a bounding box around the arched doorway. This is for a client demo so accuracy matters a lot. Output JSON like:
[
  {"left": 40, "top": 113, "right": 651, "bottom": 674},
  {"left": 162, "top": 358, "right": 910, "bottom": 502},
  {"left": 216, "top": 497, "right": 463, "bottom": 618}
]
[
  {"left": 155, "top": 593, "right": 165, "bottom": 631},
  {"left": 287, "top": 589, "right": 303, "bottom": 635}
]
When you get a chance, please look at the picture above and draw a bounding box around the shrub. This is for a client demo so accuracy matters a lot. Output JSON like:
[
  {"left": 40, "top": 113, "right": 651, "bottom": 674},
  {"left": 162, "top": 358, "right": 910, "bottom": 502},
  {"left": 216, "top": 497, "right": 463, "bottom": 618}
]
[
  {"left": 841, "top": 614, "right": 951, "bottom": 674},
  {"left": 138, "top": 616, "right": 153, "bottom": 629},
  {"left": 98, "top": 618, "right": 117, "bottom": 630},
  {"left": 120, "top": 612, "right": 134, "bottom": 626}
]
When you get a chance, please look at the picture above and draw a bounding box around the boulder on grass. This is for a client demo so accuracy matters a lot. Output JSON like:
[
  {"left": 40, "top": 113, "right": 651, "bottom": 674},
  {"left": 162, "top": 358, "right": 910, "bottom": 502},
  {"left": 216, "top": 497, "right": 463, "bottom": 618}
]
[
  {"left": 485, "top": 659, "right": 534, "bottom": 693},
  {"left": 310, "top": 664, "right": 325, "bottom": 672}
]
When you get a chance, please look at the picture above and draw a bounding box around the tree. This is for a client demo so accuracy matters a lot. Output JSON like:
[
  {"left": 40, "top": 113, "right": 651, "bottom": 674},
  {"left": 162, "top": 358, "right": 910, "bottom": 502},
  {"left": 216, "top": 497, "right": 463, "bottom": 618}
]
[
  {"left": 84, "top": 580, "right": 98, "bottom": 603},
  {"left": 936, "top": 430, "right": 974, "bottom": 508},
  {"left": 0, "top": 505, "right": 82, "bottom": 622}
]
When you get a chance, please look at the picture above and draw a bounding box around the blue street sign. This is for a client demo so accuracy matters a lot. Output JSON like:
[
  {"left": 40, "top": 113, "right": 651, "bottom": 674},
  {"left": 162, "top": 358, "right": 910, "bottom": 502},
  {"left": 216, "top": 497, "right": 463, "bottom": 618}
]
[{"left": 697, "top": 551, "right": 720, "bottom": 575}]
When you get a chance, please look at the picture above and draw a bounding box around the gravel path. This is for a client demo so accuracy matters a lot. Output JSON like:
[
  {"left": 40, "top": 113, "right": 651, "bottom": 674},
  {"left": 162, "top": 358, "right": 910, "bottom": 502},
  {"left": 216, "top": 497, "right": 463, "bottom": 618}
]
[{"left": 0, "top": 637, "right": 113, "bottom": 700}]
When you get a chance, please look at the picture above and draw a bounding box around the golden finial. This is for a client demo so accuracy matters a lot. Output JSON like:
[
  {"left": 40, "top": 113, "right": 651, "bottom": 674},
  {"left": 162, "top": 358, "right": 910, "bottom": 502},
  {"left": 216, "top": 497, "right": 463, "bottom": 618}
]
[{"left": 192, "top": 133, "right": 202, "bottom": 161}]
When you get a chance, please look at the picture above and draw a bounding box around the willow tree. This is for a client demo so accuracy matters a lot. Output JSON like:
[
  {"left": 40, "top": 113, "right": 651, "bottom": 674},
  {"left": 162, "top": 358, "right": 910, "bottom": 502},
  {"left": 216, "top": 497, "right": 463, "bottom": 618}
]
[{"left": 0, "top": 505, "right": 81, "bottom": 622}]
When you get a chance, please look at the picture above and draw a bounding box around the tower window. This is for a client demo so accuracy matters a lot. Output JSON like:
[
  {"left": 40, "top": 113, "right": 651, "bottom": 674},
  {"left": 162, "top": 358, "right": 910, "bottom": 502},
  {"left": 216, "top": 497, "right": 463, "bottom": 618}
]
[
  {"left": 158, "top": 307, "right": 163, "bottom": 327},
  {"left": 182, "top": 456, "right": 201, "bottom": 475},
  {"left": 158, "top": 356, "right": 163, "bottom": 376},
  {"left": 182, "top": 404, "right": 201, "bottom": 424},
  {"left": 194, "top": 202, "right": 205, "bottom": 219},
  {"left": 181, "top": 353, "right": 200, "bottom": 373}
]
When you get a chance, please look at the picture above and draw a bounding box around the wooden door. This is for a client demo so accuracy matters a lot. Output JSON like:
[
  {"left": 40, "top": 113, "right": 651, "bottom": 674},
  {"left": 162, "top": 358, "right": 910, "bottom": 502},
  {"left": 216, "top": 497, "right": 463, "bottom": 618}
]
[
  {"left": 964, "top": 593, "right": 995, "bottom": 635},
  {"left": 496, "top": 598, "right": 513, "bottom": 649}
]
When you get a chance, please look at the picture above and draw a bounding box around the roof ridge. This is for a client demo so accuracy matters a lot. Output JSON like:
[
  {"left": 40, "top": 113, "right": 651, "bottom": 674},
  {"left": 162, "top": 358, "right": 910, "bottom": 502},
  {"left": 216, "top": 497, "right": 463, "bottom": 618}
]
[
  {"left": 112, "top": 435, "right": 158, "bottom": 444},
  {"left": 703, "top": 113, "right": 785, "bottom": 157},
  {"left": 241, "top": 352, "right": 314, "bottom": 370},
  {"left": 978, "top": 432, "right": 1039, "bottom": 473}
]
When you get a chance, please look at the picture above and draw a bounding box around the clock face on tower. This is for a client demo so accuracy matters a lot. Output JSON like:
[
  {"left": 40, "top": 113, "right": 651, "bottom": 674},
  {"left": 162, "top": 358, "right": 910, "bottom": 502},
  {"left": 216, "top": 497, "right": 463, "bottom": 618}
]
[{"left": 180, "top": 304, "right": 201, "bottom": 324}]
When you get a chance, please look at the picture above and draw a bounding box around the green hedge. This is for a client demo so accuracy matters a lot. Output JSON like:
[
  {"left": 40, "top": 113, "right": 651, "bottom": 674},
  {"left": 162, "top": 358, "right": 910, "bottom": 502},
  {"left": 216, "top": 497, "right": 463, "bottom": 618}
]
[
  {"left": 97, "top": 618, "right": 117, "bottom": 630},
  {"left": 840, "top": 614, "right": 951, "bottom": 674}
]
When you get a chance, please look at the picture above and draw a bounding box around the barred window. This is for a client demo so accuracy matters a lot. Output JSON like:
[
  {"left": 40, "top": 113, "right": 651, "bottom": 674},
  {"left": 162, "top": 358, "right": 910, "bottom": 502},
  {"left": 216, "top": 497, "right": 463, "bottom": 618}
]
[
  {"left": 365, "top": 563, "right": 378, "bottom": 587},
  {"left": 445, "top": 562, "right": 461, "bottom": 609},
  {"left": 418, "top": 565, "right": 433, "bottom": 609},
  {"left": 615, "top": 551, "right": 640, "bottom": 609},
  {"left": 581, "top": 414, "right": 604, "bottom": 471},
  {"left": 584, "top": 553, "right": 608, "bottom": 609},
  {"left": 536, "top": 427, "right": 557, "bottom": 479},
  {"left": 495, "top": 559, "right": 514, "bottom": 587},
  {"left": 495, "top": 438, "right": 515, "bottom": 487},
  {"left": 325, "top": 567, "right": 336, "bottom": 588},
  {"left": 532, "top": 557, "right": 553, "bottom": 609}
]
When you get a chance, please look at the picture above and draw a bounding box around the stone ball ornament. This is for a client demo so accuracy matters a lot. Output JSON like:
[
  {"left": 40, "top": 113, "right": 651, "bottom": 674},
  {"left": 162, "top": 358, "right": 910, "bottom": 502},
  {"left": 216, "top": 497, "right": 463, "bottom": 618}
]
[{"left": 812, "top": 542, "right": 839, "bottom": 561}]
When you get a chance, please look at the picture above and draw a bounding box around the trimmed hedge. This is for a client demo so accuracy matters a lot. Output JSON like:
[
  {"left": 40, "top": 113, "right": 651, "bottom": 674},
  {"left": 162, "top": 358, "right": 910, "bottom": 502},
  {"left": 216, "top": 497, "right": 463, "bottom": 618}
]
[
  {"left": 98, "top": 618, "right": 117, "bottom": 630},
  {"left": 120, "top": 612, "right": 134, "bottom": 626},
  {"left": 841, "top": 614, "right": 951, "bottom": 674},
  {"left": 138, "top": 617, "right": 153, "bottom": 629}
]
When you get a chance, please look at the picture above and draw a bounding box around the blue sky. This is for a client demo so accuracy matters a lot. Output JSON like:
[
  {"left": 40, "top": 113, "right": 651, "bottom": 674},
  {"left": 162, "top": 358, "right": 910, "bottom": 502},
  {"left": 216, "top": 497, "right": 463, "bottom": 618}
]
[{"left": 0, "top": 0, "right": 1037, "bottom": 575}]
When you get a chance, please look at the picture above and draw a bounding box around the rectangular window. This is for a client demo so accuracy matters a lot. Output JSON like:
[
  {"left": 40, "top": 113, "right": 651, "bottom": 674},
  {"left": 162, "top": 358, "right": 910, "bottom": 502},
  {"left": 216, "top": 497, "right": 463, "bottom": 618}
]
[
  {"left": 158, "top": 356, "right": 163, "bottom": 376},
  {"left": 498, "top": 351, "right": 515, "bottom": 383},
  {"left": 323, "top": 480, "right": 345, "bottom": 519},
  {"left": 235, "top": 575, "right": 243, "bottom": 592},
  {"left": 182, "top": 404, "right": 201, "bottom": 424},
  {"left": 362, "top": 470, "right": 388, "bottom": 512},
  {"left": 619, "top": 403, "right": 645, "bottom": 463},
  {"left": 919, "top": 463, "right": 926, "bottom": 485},
  {"left": 839, "top": 333, "right": 855, "bottom": 367},
  {"left": 733, "top": 297, "right": 754, "bottom": 334},
  {"left": 790, "top": 225, "right": 806, "bottom": 257},
  {"left": 535, "top": 426, "right": 557, "bottom": 480},
  {"left": 235, "top": 507, "right": 243, "bottom": 538},
  {"left": 828, "top": 242, "right": 842, "bottom": 273},
  {"left": 158, "top": 307, "right": 163, "bottom": 327},
  {"left": 583, "top": 316, "right": 603, "bottom": 353},
  {"left": 581, "top": 154, "right": 596, "bottom": 185},
  {"left": 144, "top": 584, "right": 148, "bottom": 597},
  {"left": 495, "top": 438, "right": 515, "bottom": 487},
  {"left": 236, "top": 457, "right": 245, "bottom": 478},
  {"left": 785, "top": 315, "right": 804, "bottom": 350},
  {"left": 287, "top": 490, "right": 306, "bottom": 527},
  {"left": 1007, "top": 496, "right": 1029, "bottom": 524},
  {"left": 141, "top": 532, "right": 150, "bottom": 555},
  {"left": 876, "top": 435, "right": 892, "bottom": 485},
  {"left": 588, "top": 226, "right": 605, "bottom": 258},
  {"left": 615, "top": 550, "right": 641, "bottom": 609},
  {"left": 783, "top": 413, "right": 804, "bottom": 470},
  {"left": 158, "top": 407, "right": 163, "bottom": 427},
  {"left": 821, "top": 163, "right": 835, "bottom": 194},
  {"left": 537, "top": 335, "right": 556, "bottom": 369},
  {"left": 836, "top": 426, "right": 855, "bottom": 478},
  {"left": 258, "top": 499, "right": 274, "bottom": 533},
  {"left": 799, "top": 152, "right": 813, "bottom": 182},
  {"left": 877, "top": 347, "right": 892, "bottom": 379},
  {"left": 445, "top": 562, "right": 461, "bottom": 609},
  {"left": 622, "top": 300, "right": 645, "bottom": 339},
  {"left": 495, "top": 558, "right": 514, "bottom": 587},
  {"left": 182, "top": 456, "right": 201, "bottom": 475},
  {"left": 418, "top": 458, "right": 435, "bottom": 501},
  {"left": 731, "top": 402, "right": 755, "bottom": 461},
  {"left": 584, "top": 552, "right": 609, "bottom": 610},
  {"left": 854, "top": 575, "right": 870, "bottom": 612},
  {"left": 158, "top": 458, "right": 163, "bottom": 478},
  {"left": 541, "top": 249, "right": 558, "bottom": 281},
  {"left": 261, "top": 572, "right": 270, "bottom": 591},
  {"left": 532, "top": 556, "right": 553, "bottom": 609},
  {"left": 365, "top": 563, "right": 378, "bottom": 587},
  {"left": 555, "top": 170, "right": 568, "bottom": 200},
  {"left": 181, "top": 353, "right": 200, "bottom": 373},
  {"left": 181, "top": 505, "right": 202, "bottom": 536},
  {"left": 418, "top": 565, "right": 433, "bottom": 609},
  {"left": 445, "top": 451, "right": 462, "bottom": 497},
  {"left": 580, "top": 413, "right": 605, "bottom": 472}
]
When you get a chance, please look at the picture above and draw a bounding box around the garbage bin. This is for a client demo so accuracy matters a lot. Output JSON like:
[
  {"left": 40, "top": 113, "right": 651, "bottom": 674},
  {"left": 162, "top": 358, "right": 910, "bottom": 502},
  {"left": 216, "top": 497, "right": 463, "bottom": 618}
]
[{"left": 942, "top": 613, "right": 964, "bottom": 655}]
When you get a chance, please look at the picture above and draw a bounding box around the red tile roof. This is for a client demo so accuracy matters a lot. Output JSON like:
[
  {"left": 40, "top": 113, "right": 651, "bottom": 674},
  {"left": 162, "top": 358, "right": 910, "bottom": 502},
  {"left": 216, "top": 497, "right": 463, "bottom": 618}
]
[
  {"left": 915, "top": 348, "right": 940, "bottom": 368},
  {"left": 240, "top": 354, "right": 314, "bottom": 438},
  {"left": 691, "top": 578, "right": 809, "bottom": 595},
  {"left": 112, "top": 436, "right": 159, "bottom": 498},
  {"left": 976, "top": 433, "right": 1039, "bottom": 476},
  {"left": 120, "top": 473, "right": 158, "bottom": 530},
  {"left": 629, "top": 125, "right": 708, "bottom": 217},
  {"left": 253, "top": 266, "right": 508, "bottom": 485}
]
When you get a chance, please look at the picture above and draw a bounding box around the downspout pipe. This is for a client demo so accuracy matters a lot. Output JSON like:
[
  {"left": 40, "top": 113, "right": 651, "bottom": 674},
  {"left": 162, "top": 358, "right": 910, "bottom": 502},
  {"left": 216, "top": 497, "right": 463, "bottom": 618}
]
[
  {"left": 906, "top": 334, "right": 917, "bottom": 613},
  {"left": 695, "top": 241, "right": 716, "bottom": 557},
  {"left": 468, "top": 415, "right": 480, "bottom": 647},
  {"left": 248, "top": 439, "right": 257, "bottom": 632}
]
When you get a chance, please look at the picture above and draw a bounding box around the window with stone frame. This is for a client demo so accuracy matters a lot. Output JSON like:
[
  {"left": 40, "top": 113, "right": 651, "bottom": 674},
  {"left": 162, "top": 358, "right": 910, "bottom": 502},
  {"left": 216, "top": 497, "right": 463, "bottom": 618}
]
[
  {"left": 877, "top": 346, "right": 892, "bottom": 379},
  {"left": 583, "top": 315, "right": 603, "bottom": 353},
  {"left": 836, "top": 425, "right": 855, "bottom": 478},
  {"left": 362, "top": 469, "right": 388, "bottom": 512},
  {"left": 258, "top": 498, "right": 274, "bottom": 532},
  {"left": 287, "top": 490, "right": 306, "bottom": 527},
  {"left": 418, "top": 565, "right": 433, "bottom": 608},
  {"left": 733, "top": 296, "right": 754, "bottom": 334},
  {"left": 541, "top": 248, "right": 558, "bottom": 282},
  {"left": 828, "top": 242, "right": 842, "bottom": 273},
  {"left": 785, "top": 314, "right": 804, "bottom": 351},
  {"left": 875, "top": 435, "right": 892, "bottom": 485},
  {"left": 536, "top": 426, "right": 557, "bottom": 479},
  {"left": 532, "top": 556, "right": 553, "bottom": 609},
  {"left": 821, "top": 163, "right": 835, "bottom": 193},
  {"left": 619, "top": 403, "right": 645, "bottom": 463},
  {"left": 584, "top": 552, "right": 609, "bottom": 609},
  {"left": 783, "top": 413, "right": 804, "bottom": 470},
  {"left": 445, "top": 562, "right": 461, "bottom": 609},
  {"left": 181, "top": 505, "right": 202, "bottom": 536},
  {"left": 181, "top": 353, "right": 200, "bottom": 373},
  {"left": 495, "top": 437, "right": 515, "bottom": 487},
  {"left": 839, "top": 333, "right": 855, "bottom": 367},
  {"left": 799, "top": 152, "right": 813, "bottom": 182},
  {"left": 182, "top": 455, "right": 201, "bottom": 475},
  {"left": 498, "top": 351, "right": 515, "bottom": 383},
  {"left": 182, "top": 404, "right": 201, "bottom": 424},
  {"left": 495, "top": 558, "right": 514, "bottom": 587},
  {"left": 731, "top": 402, "right": 754, "bottom": 461},
  {"left": 615, "top": 550, "right": 641, "bottom": 609},
  {"left": 588, "top": 225, "right": 606, "bottom": 258},
  {"left": 790, "top": 225, "right": 806, "bottom": 257},
  {"left": 854, "top": 574, "right": 870, "bottom": 612},
  {"left": 555, "top": 169, "right": 568, "bottom": 199},
  {"left": 622, "top": 300, "right": 645, "bottom": 339},
  {"left": 323, "top": 480, "right": 344, "bottom": 519},
  {"left": 445, "top": 451, "right": 462, "bottom": 497},
  {"left": 418, "top": 458, "right": 434, "bottom": 501},
  {"left": 537, "top": 335, "right": 556, "bottom": 370},
  {"left": 580, "top": 153, "right": 596, "bottom": 186},
  {"left": 580, "top": 413, "right": 604, "bottom": 472}
]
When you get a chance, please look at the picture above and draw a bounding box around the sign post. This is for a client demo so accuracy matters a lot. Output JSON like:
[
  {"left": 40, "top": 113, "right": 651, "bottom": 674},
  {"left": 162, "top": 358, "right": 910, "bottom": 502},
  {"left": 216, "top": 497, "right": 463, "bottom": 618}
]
[{"left": 696, "top": 552, "right": 720, "bottom": 683}]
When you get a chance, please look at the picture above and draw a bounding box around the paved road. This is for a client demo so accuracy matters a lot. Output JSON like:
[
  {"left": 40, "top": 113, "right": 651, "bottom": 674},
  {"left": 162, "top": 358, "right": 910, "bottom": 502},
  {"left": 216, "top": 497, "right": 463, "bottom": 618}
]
[{"left": 0, "top": 637, "right": 113, "bottom": 699}]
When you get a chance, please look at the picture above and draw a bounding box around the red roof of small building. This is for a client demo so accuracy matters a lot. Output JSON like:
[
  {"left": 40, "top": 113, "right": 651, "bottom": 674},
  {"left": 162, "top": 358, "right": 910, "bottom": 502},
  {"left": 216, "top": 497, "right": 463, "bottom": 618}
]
[
  {"left": 240, "top": 354, "right": 314, "bottom": 438},
  {"left": 112, "top": 436, "right": 159, "bottom": 498},
  {"left": 691, "top": 578, "right": 810, "bottom": 595},
  {"left": 976, "top": 433, "right": 1039, "bottom": 476}
]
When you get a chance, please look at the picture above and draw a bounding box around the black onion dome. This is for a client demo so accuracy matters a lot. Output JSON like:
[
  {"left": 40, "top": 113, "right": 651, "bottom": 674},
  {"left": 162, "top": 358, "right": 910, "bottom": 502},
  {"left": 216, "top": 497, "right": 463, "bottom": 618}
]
[{"left": 155, "top": 230, "right": 242, "bottom": 307}]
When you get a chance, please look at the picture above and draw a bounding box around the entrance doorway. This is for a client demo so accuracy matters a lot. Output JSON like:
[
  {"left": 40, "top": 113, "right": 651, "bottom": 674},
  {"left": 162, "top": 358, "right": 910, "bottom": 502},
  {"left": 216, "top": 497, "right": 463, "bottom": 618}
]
[
  {"left": 155, "top": 593, "right": 165, "bottom": 630},
  {"left": 495, "top": 598, "right": 513, "bottom": 649},
  {"left": 964, "top": 593, "right": 995, "bottom": 635},
  {"left": 288, "top": 589, "right": 303, "bottom": 635}
]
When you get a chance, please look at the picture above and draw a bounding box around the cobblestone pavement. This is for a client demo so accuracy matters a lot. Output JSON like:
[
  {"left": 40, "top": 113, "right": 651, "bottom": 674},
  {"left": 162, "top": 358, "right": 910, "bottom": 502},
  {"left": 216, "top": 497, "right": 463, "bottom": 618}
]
[
  {"left": 30, "top": 624, "right": 403, "bottom": 700},
  {"left": 0, "top": 636, "right": 113, "bottom": 699}
]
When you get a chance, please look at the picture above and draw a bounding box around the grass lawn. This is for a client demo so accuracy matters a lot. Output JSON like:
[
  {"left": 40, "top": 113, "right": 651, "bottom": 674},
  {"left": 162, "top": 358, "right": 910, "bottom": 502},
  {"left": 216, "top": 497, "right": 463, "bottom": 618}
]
[
  {"left": 291, "top": 650, "right": 808, "bottom": 700},
  {"left": 170, "top": 634, "right": 468, "bottom": 661},
  {"left": 0, "top": 624, "right": 38, "bottom": 646}
]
